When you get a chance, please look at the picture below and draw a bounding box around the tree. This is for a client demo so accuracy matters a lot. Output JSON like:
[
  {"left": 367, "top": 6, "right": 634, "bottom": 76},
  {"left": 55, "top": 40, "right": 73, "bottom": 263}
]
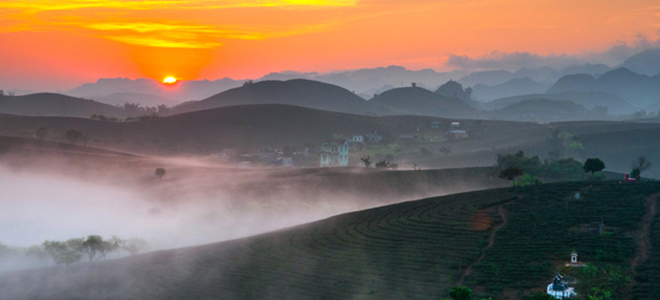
[
  {"left": 82, "top": 235, "right": 104, "bottom": 261},
  {"left": 499, "top": 166, "right": 523, "bottom": 182},
  {"left": 375, "top": 160, "right": 389, "bottom": 168},
  {"left": 449, "top": 286, "right": 473, "bottom": 300},
  {"left": 361, "top": 156, "right": 372, "bottom": 168},
  {"left": 583, "top": 158, "right": 606, "bottom": 176},
  {"left": 155, "top": 167, "right": 166, "bottom": 178},
  {"left": 64, "top": 129, "right": 83, "bottom": 145},
  {"left": 631, "top": 156, "right": 652, "bottom": 180},
  {"left": 35, "top": 127, "right": 48, "bottom": 141}
]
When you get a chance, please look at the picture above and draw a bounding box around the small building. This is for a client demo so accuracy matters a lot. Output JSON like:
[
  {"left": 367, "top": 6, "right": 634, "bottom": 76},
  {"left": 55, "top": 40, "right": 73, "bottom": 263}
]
[
  {"left": 399, "top": 134, "right": 413, "bottom": 140},
  {"left": 450, "top": 130, "right": 468, "bottom": 139},
  {"left": 352, "top": 134, "right": 364, "bottom": 143},
  {"left": 364, "top": 131, "right": 383, "bottom": 144},
  {"left": 431, "top": 121, "right": 441, "bottom": 129},
  {"left": 547, "top": 274, "right": 576, "bottom": 299},
  {"left": 320, "top": 139, "right": 349, "bottom": 167},
  {"left": 624, "top": 173, "right": 637, "bottom": 182},
  {"left": 566, "top": 251, "right": 587, "bottom": 267},
  {"left": 451, "top": 122, "right": 461, "bottom": 128},
  {"left": 282, "top": 157, "right": 293, "bottom": 167}
]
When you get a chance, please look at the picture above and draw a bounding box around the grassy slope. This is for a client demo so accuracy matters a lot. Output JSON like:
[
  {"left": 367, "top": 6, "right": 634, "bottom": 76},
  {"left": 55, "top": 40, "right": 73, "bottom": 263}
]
[{"left": 2, "top": 182, "right": 660, "bottom": 300}]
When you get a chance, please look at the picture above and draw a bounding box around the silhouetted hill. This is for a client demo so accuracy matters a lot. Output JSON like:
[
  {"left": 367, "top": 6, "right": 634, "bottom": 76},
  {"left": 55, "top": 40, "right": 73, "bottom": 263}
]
[
  {"left": 484, "top": 91, "right": 635, "bottom": 114},
  {"left": 545, "top": 73, "right": 600, "bottom": 93},
  {"left": 0, "top": 93, "right": 127, "bottom": 118},
  {"left": 169, "top": 79, "right": 391, "bottom": 116},
  {"left": 621, "top": 48, "right": 660, "bottom": 76},
  {"left": 370, "top": 87, "right": 480, "bottom": 118},
  {"left": 3, "top": 181, "right": 660, "bottom": 299},
  {"left": 491, "top": 98, "right": 595, "bottom": 122},
  {"left": 472, "top": 77, "right": 549, "bottom": 102}
]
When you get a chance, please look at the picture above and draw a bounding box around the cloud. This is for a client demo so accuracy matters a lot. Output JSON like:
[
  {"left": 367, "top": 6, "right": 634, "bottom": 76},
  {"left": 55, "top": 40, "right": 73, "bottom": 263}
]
[
  {"left": 0, "top": 0, "right": 355, "bottom": 12},
  {"left": 445, "top": 35, "right": 660, "bottom": 71}
]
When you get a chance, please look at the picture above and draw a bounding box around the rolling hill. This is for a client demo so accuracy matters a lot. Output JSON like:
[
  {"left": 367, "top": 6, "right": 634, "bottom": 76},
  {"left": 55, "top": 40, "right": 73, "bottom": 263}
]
[
  {"left": 490, "top": 98, "right": 595, "bottom": 122},
  {"left": 93, "top": 92, "right": 180, "bottom": 107},
  {"left": 370, "top": 87, "right": 481, "bottom": 118},
  {"left": 471, "top": 77, "right": 549, "bottom": 102},
  {"left": 0, "top": 93, "right": 127, "bottom": 118},
  {"left": 2, "top": 181, "right": 659, "bottom": 299},
  {"left": 483, "top": 91, "right": 635, "bottom": 114},
  {"left": 169, "top": 79, "right": 392, "bottom": 116}
]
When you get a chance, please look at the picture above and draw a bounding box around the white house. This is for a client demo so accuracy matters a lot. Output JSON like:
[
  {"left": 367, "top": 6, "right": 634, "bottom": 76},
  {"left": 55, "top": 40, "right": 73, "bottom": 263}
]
[
  {"left": 547, "top": 274, "right": 576, "bottom": 299},
  {"left": 431, "top": 121, "right": 441, "bottom": 129},
  {"left": 352, "top": 134, "right": 364, "bottom": 143},
  {"left": 451, "top": 122, "right": 461, "bottom": 128},
  {"left": 320, "top": 139, "right": 349, "bottom": 167}
]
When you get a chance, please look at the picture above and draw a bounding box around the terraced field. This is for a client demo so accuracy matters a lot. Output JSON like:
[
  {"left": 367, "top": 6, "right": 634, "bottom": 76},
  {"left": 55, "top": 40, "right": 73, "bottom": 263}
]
[
  {"left": 0, "top": 189, "right": 515, "bottom": 300},
  {"left": 2, "top": 182, "right": 660, "bottom": 300}
]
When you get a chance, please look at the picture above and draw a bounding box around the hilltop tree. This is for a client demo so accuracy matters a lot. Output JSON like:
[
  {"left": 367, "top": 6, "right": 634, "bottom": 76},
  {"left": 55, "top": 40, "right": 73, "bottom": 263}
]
[
  {"left": 499, "top": 166, "right": 523, "bottom": 182},
  {"left": 42, "top": 239, "right": 83, "bottom": 266},
  {"left": 155, "top": 167, "right": 166, "bottom": 179},
  {"left": 64, "top": 129, "right": 83, "bottom": 145},
  {"left": 631, "top": 156, "right": 652, "bottom": 180},
  {"left": 35, "top": 127, "right": 48, "bottom": 141},
  {"left": 449, "top": 286, "right": 473, "bottom": 300},
  {"left": 361, "top": 156, "right": 372, "bottom": 168},
  {"left": 583, "top": 158, "right": 606, "bottom": 176}
]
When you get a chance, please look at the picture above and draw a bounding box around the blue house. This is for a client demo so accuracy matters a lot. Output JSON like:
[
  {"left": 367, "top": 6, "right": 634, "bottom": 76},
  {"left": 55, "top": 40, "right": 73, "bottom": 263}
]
[{"left": 320, "top": 139, "right": 349, "bottom": 167}]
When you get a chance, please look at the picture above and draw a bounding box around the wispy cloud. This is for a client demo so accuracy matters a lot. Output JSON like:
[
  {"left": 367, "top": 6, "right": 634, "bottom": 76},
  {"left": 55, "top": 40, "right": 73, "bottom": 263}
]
[
  {"left": 0, "top": 0, "right": 355, "bottom": 12},
  {"left": 0, "top": 0, "right": 355, "bottom": 48}
]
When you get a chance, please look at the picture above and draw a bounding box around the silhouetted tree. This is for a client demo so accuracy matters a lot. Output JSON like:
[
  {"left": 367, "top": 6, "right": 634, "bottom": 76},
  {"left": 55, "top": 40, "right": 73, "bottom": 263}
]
[
  {"left": 375, "top": 160, "right": 389, "bottom": 168},
  {"left": 583, "top": 158, "right": 606, "bottom": 176},
  {"left": 631, "top": 156, "right": 652, "bottom": 180},
  {"left": 64, "top": 129, "right": 83, "bottom": 145},
  {"left": 449, "top": 286, "right": 473, "bottom": 300},
  {"left": 156, "top": 104, "right": 171, "bottom": 115},
  {"left": 361, "top": 156, "right": 371, "bottom": 168},
  {"left": 155, "top": 167, "right": 166, "bottom": 178},
  {"left": 35, "top": 127, "right": 48, "bottom": 141},
  {"left": 499, "top": 166, "right": 523, "bottom": 182}
]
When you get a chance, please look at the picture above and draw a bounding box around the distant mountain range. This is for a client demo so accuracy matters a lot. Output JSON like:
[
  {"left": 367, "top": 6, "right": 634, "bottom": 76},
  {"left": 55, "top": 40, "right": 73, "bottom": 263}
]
[
  {"left": 547, "top": 67, "right": 660, "bottom": 108},
  {"left": 55, "top": 48, "right": 660, "bottom": 109}
]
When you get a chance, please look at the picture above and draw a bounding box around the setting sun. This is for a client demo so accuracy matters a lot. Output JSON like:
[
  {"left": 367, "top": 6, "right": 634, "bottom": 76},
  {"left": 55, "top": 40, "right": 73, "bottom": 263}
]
[{"left": 163, "top": 76, "right": 177, "bottom": 84}]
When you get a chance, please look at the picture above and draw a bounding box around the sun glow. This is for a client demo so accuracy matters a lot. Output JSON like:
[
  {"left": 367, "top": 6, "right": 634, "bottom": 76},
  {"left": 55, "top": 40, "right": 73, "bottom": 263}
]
[{"left": 163, "top": 76, "right": 177, "bottom": 84}]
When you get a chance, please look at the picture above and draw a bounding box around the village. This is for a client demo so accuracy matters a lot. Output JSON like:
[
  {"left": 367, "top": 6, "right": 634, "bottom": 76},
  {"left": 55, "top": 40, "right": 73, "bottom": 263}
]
[{"left": 223, "top": 120, "right": 471, "bottom": 168}]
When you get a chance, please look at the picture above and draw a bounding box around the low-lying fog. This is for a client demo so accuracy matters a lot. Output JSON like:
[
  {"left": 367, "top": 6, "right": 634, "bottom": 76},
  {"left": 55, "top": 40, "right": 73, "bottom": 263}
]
[
  {"left": 0, "top": 164, "right": 363, "bottom": 250},
  {"left": 0, "top": 150, "right": 499, "bottom": 272}
]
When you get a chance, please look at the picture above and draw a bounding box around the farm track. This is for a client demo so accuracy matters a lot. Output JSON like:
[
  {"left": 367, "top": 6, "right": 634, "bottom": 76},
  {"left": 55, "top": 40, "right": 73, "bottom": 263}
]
[
  {"left": 629, "top": 192, "right": 660, "bottom": 299},
  {"left": 457, "top": 205, "right": 508, "bottom": 286}
]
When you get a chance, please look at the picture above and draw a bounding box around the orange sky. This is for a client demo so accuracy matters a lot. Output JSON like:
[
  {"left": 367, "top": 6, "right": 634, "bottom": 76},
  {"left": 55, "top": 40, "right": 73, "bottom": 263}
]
[{"left": 1, "top": 0, "right": 660, "bottom": 90}]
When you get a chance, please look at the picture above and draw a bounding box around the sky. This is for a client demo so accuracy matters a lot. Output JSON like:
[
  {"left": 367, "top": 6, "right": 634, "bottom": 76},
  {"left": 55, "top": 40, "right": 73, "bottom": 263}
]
[{"left": 1, "top": 0, "right": 660, "bottom": 91}]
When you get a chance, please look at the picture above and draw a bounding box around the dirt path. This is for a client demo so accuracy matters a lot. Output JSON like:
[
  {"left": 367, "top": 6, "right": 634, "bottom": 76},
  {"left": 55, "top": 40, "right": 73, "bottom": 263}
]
[
  {"left": 457, "top": 205, "right": 507, "bottom": 286},
  {"left": 632, "top": 193, "right": 659, "bottom": 268},
  {"left": 628, "top": 192, "right": 660, "bottom": 300}
]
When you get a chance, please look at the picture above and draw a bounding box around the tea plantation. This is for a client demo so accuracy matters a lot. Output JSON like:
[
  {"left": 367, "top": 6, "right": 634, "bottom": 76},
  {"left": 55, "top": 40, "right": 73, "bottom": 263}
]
[{"left": 1, "top": 181, "right": 659, "bottom": 300}]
